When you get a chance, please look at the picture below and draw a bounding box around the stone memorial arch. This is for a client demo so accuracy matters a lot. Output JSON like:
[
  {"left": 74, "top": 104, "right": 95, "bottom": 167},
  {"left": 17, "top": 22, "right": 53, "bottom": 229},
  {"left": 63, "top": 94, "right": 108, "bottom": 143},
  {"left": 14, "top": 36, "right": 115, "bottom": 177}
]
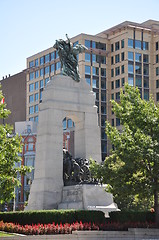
[{"left": 26, "top": 75, "right": 101, "bottom": 210}]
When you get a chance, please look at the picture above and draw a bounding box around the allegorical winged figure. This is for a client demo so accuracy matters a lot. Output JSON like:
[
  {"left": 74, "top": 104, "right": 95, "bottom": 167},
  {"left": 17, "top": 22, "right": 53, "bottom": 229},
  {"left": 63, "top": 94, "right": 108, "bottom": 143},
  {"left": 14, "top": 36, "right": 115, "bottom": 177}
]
[{"left": 53, "top": 34, "right": 87, "bottom": 82}]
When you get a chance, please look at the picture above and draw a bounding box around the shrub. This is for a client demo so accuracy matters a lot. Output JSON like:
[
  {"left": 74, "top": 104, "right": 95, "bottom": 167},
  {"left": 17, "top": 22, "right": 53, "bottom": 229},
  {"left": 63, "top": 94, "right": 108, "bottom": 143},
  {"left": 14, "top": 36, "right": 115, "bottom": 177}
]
[{"left": 0, "top": 210, "right": 105, "bottom": 225}]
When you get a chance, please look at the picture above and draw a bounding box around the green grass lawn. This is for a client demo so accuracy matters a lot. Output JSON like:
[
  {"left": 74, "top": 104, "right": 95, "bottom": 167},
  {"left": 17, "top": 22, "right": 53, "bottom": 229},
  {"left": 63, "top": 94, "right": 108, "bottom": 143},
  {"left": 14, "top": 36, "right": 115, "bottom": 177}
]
[{"left": 0, "top": 231, "right": 14, "bottom": 237}]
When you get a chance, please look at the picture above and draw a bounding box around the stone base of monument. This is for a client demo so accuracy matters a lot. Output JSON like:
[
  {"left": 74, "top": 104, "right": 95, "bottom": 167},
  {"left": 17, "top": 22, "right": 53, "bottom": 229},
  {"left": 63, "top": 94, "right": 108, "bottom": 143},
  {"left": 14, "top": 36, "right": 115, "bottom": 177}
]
[{"left": 58, "top": 184, "right": 120, "bottom": 217}]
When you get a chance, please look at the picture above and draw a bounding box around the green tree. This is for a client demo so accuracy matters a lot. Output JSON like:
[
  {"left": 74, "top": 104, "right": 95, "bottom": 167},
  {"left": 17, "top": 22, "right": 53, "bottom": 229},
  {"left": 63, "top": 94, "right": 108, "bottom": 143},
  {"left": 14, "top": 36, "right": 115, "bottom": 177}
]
[
  {"left": 90, "top": 84, "right": 159, "bottom": 225},
  {"left": 0, "top": 88, "right": 31, "bottom": 205}
]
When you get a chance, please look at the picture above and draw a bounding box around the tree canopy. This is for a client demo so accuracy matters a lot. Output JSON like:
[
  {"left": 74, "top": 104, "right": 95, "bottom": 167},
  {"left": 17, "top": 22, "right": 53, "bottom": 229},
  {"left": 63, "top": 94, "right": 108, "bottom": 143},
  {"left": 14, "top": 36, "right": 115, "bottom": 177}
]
[
  {"left": 0, "top": 88, "right": 31, "bottom": 205},
  {"left": 90, "top": 84, "right": 159, "bottom": 224}
]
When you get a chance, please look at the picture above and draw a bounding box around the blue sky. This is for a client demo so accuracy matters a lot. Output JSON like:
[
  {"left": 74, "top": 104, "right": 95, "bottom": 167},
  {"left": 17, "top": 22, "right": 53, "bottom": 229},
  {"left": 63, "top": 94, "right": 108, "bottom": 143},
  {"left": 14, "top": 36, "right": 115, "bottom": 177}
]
[{"left": 0, "top": 0, "right": 159, "bottom": 78}]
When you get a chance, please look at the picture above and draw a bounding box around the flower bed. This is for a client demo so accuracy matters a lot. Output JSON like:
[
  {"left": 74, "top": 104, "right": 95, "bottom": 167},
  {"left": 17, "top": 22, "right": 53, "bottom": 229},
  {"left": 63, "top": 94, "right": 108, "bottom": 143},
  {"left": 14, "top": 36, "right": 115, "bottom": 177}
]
[{"left": 0, "top": 221, "right": 157, "bottom": 235}]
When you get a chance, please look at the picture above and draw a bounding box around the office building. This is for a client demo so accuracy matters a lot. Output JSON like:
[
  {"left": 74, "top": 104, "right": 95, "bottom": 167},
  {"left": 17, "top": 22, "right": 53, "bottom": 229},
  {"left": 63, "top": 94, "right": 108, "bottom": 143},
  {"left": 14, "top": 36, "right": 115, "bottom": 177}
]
[
  {"left": 26, "top": 20, "right": 159, "bottom": 160},
  {"left": 0, "top": 71, "right": 26, "bottom": 126}
]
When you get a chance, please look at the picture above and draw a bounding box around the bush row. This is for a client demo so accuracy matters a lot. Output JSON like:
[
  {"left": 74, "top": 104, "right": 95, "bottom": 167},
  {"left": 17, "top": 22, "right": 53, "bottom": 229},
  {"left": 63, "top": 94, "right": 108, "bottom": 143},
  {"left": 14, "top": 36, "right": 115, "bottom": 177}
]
[
  {"left": 0, "top": 210, "right": 105, "bottom": 225},
  {"left": 108, "top": 211, "right": 155, "bottom": 223}
]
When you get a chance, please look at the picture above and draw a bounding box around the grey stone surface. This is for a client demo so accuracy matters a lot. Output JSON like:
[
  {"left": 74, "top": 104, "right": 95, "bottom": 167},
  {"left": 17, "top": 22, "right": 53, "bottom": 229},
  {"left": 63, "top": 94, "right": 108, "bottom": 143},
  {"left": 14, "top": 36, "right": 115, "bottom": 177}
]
[{"left": 26, "top": 75, "right": 101, "bottom": 210}]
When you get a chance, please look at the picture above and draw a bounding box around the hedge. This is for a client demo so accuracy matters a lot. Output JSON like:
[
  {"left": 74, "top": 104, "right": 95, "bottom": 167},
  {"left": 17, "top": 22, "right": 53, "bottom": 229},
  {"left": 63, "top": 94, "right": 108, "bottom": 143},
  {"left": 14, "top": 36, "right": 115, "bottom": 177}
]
[
  {"left": 0, "top": 210, "right": 155, "bottom": 225},
  {"left": 0, "top": 210, "right": 105, "bottom": 225},
  {"left": 108, "top": 211, "right": 155, "bottom": 223}
]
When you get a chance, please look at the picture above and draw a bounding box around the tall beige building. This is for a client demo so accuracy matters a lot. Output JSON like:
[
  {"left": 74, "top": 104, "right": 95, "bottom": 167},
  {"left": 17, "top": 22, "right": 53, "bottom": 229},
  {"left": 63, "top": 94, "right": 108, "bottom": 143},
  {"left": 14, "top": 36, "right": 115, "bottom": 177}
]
[{"left": 26, "top": 20, "right": 159, "bottom": 160}]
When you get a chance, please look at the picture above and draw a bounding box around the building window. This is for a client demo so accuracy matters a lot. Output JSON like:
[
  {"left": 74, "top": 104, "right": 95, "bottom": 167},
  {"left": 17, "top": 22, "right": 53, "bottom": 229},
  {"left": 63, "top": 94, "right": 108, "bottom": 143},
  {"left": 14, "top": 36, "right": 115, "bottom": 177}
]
[
  {"left": 121, "top": 52, "right": 124, "bottom": 61},
  {"left": 143, "top": 41, "right": 149, "bottom": 50},
  {"left": 128, "top": 52, "right": 134, "bottom": 61},
  {"left": 85, "top": 65, "right": 91, "bottom": 75},
  {"left": 40, "top": 56, "right": 44, "bottom": 65},
  {"left": 85, "top": 40, "right": 91, "bottom": 48},
  {"left": 85, "top": 53, "right": 91, "bottom": 62},
  {"left": 116, "top": 118, "right": 120, "bottom": 126},
  {"left": 156, "top": 79, "right": 159, "bottom": 88},
  {"left": 35, "top": 104, "right": 39, "bottom": 113},
  {"left": 101, "top": 68, "right": 106, "bottom": 77},
  {"left": 115, "top": 66, "right": 120, "bottom": 76},
  {"left": 92, "top": 79, "right": 97, "bottom": 88},
  {"left": 40, "top": 80, "right": 44, "bottom": 88},
  {"left": 40, "top": 90, "right": 42, "bottom": 101},
  {"left": 143, "top": 54, "right": 149, "bottom": 63},
  {"left": 112, "top": 119, "right": 114, "bottom": 126},
  {"left": 115, "top": 41, "right": 120, "bottom": 51},
  {"left": 35, "top": 93, "right": 39, "bottom": 102},
  {"left": 86, "top": 78, "right": 91, "bottom": 85},
  {"left": 128, "top": 64, "right": 134, "bottom": 74},
  {"left": 143, "top": 64, "right": 149, "bottom": 76},
  {"left": 51, "top": 52, "right": 55, "bottom": 61},
  {"left": 156, "top": 55, "right": 159, "bottom": 63},
  {"left": 35, "top": 116, "right": 38, "bottom": 122},
  {"left": 121, "top": 39, "right": 124, "bottom": 48},
  {"left": 156, "top": 92, "right": 159, "bottom": 101},
  {"left": 56, "top": 62, "right": 61, "bottom": 70},
  {"left": 93, "top": 67, "right": 99, "bottom": 76},
  {"left": 101, "top": 105, "right": 106, "bottom": 114},
  {"left": 156, "top": 42, "right": 159, "bottom": 51},
  {"left": 45, "top": 66, "right": 49, "bottom": 75},
  {"left": 156, "top": 67, "right": 159, "bottom": 76},
  {"left": 29, "top": 106, "right": 34, "bottom": 114},
  {"left": 128, "top": 39, "right": 133, "bottom": 48},
  {"left": 45, "top": 77, "right": 49, "bottom": 86},
  {"left": 51, "top": 64, "right": 55, "bottom": 72},
  {"left": 28, "top": 143, "right": 34, "bottom": 151},
  {"left": 29, "top": 61, "right": 34, "bottom": 68},
  {"left": 35, "top": 81, "right": 39, "bottom": 90},
  {"left": 144, "top": 89, "right": 149, "bottom": 100},
  {"left": 122, "top": 77, "right": 125, "bottom": 86},
  {"left": 111, "top": 81, "right": 114, "bottom": 90},
  {"left": 101, "top": 92, "right": 106, "bottom": 102},
  {"left": 29, "top": 95, "right": 34, "bottom": 103},
  {"left": 136, "top": 76, "right": 142, "bottom": 88},
  {"left": 135, "top": 64, "right": 142, "bottom": 75},
  {"left": 121, "top": 65, "right": 124, "bottom": 74},
  {"left": 111, "top": 93, "right": 114, "bottom": 100},
  {"left": 111, "top": 44, "right": 114, "bottom": 52},
  {"left": 40, "top": 68, "right": 44, "bottom": 76},
  {"left": 45, "top": 54, "right": 50, "bottom": 63},
  {"left": 29, "top": 72, "right": 34, "bottom": 80},
  {"left": 35, "top": 58, "right": 39, "bottom": 67},
  {"left": 128, "top": 76, "right": 134, "bottom": 86},
  {"left": 116, "top": 79, "right": 120, "bottom": 88},
  {"left": 29, "top": 83, "right": 34, "bottom": 92},
  {"left": 116, "top": 92, "right": 120, "bottom": 100},
  {"left": 135, "top": 53, "right": 142, "bottom": 62},
  {"left": 111, "top": 69, "right": 114, "bottom": 77},
  {"left": 115, "top": 54, "right": 120, "bottom": 63},
  {"left": 35, "top": 70, "right": 39, "bottom": 78},
  {"left": 101, "top": 79, "right": 106, "bottom": 89},
  {"left": 101, "top": 56, "right": 106, "bottom": 64},
  {"left": 135, "top": 40, "right": 141, "bottom": 49},
  {"left": 144, "top": 76, "right": 149, "bottom": 88},
  {"left": 111, "top": 56, "right": 114, "bottom": 65}
]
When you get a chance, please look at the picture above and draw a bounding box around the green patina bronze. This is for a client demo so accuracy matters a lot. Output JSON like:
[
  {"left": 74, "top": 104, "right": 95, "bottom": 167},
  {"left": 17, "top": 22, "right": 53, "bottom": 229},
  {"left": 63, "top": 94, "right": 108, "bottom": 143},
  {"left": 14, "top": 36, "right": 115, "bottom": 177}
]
[{"left": 53, "top": 34, "right": 87, "bottom": 82}]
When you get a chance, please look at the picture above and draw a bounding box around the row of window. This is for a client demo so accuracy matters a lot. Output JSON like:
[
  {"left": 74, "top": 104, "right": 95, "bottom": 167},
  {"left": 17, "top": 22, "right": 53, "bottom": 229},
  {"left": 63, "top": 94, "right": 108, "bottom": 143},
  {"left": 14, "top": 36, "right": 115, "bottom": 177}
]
[
  {"left": 29, "top": 105, "right": 39, "bottom": 114},
  {"left": 85, "top": 40, "right": 106, "bottom": 50},
  {"left": 85, "top": 66, "right": 106, "bottom": 77},
  {"left": 112, "top": 118, "right": 120, "bottom": 127},
  {"left": 29, "top": 63, "right": 61, "bottom": 80},
  {"left": 111, "top": 65, "right": 125, "bottom": 77},
  {"left": 111, "top": 52, "right": 125, "bottom": 64},
  {"left": 128, "top": 52, "right": 149, "bottom": 63},
  {"left": 128, "top": 75, "right": 149, "bottom": 88},
  {"left": 111, "top": 78, "right": 125, "bottom": 89},
  {"left": 128, "top": 63, "right": 149, "bottom": 76},
  {"left": 111, "top": 39, "right": 124, "bottom": 52},
  {"left": 29, "top": 116, "right": 38, "bottom": 122},
  {"left": 85, "top": 53, "right": 106, "bottom": 64},
  {"left": 29, "top": 52, "right": 59, "bottom": 68},
  {"left": 128, "top": 39, "right": 149, "bottom": 50},
  {"left": 85, "top": 76, "right": 106, "bottom": 89},
  {"left": 29, "top": 78, "right": 49, "bottom": 92}
]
